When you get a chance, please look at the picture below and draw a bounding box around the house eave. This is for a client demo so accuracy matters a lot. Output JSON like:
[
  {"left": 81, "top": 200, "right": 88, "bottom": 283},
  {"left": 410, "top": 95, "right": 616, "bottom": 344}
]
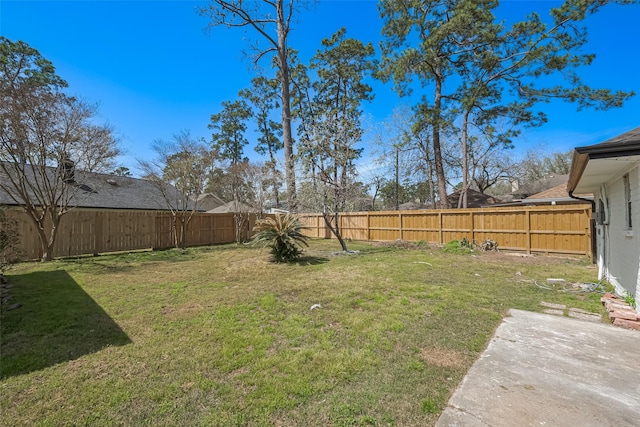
[
  {"left": 568, "top": 128, "right": 640, "bottom": 194},
  {"left": 567, "top": 151, "right": 590, "bottom": 194},
  {"left": 574, "top": 140, "right": 640, "bottom": 158}
]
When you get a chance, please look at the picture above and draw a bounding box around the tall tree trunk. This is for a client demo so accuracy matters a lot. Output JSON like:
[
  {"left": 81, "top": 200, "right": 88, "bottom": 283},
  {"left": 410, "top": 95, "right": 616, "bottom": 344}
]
[
  {"left": 395, "top": 146, "right": 400, "bottom": 210},
  {"left": 179, "top": 217, "right": 186, "bottom": 250},
  {"left": 277, "top": 1, "right": 297, "bottom": 213},
  {"left": 432, "top": 73, "right": 449, "bottom": 208},
  {"left": 322, "top": 211, "right": 348, "bottom": 252},
  {"left": 429, "top": 172, "right": 436, "bottom": 209},
  {"left": 38, "top": 226, "right": 52, "bottom": 261},
  {"left": 42, "top": 213, "right": 61, "bottom": 262},
  {"left": 460, "top": 110, "right": 470, "bottom": 209},
  {"left": 171, "top": 215, "right": 179, "bottom": 249},
  {"left": 268, "top": 150, "right": 280, "bottom": 207}
]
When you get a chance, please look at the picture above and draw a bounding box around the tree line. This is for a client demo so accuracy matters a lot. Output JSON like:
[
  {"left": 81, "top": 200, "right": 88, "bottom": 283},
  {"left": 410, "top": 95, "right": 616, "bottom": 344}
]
[
  {"left": 195, "top": 0, "right": 634, "bottom": 210},
  {"left": 194, "top": 0, "right": 634, "bottom": 248}
]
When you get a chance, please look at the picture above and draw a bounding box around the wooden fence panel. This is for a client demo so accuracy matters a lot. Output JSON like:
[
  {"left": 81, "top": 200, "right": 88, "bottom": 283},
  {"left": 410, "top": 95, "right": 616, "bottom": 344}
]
[
  {"left": 299, "top": 215, "right": 331, "bottom": 238},
  {"left": 5, "top": 209, "right": 44, "bottom": 260},
  {"left": 339, "top": 213, "right": 368, "bottom": 240},
  {"left": 100, "top": 210, "right": 156, "bottom": 253},
  {"left": 528, "top": 207, "right": 591, "bottom": 255},
  {"left": 299, "top": 204, "right": 592, "bottom": 258},
  {"left": 185, "top": 214, "right": 212, "bottom": 246},
  {"left": 209, "top": 213, "right": 236, "bottom": 244},
  {"left": 441, "top": 211, "right": 472, "bottom": 243},
  {"left": 401, "top": 212, "right": 440, "bottom": 242},
  {"left": 369, "top": 213, "right": 401, "bottom": 241},
  {"left": 472, "top": 210, "right": 527, "bottom": 251},
  {"left": 156, "top": 212, "right": 238, "bottom": 249},
  {"left": 53, "top": 210, "right": 96, "bottom": 257},
  {"left": 155, "top": 214, "right": 175, "bottom": 250},
  {"left": 5, "top": 209, "right": 260, "bottom": 261}
]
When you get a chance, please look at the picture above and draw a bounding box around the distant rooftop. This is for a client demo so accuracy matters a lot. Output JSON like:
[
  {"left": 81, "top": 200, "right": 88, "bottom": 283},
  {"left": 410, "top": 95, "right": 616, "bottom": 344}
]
[{"left": 0, "top": 163, "right": 197, "bottom": 211}]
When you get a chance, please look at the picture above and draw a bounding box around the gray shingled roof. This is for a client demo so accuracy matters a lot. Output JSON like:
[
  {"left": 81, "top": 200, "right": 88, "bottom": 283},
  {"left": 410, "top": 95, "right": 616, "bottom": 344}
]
[
  {"left": 574, "top": 126, "right": 640, "bottom": 155},
  {"left": 447, "top": 188, "right": 504, "bottom": 208},
  {"left": 0, "top": 164, "right": 197, "bottom": 211},
  {"left": 207, "top": 200, "right": 252, "bottom": 213}
]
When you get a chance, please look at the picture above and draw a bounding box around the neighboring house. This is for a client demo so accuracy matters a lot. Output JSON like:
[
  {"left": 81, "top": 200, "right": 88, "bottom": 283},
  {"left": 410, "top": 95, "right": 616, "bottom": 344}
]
[
  {"left": 523, "top": 183, "right": 593, "bottom": 206},
  {"left": 193, "top": 193, "right": 226, "bottom": 211},
  {"left": 512, "top": 174, "right": 570, "bottom": 199},
  {"left": 567, "top": 126, "right": 640, "bottom": 307},
  {"left": 447, "top": 188, "right": 504, "bottom": 208},
  {"left": 390, "top": 189, "right": 502, "bottom": 210},
  {"left": 398, "top": 201, "right": 431, "bottom": 210},
  {"left": 207, "top": 200, "right": 253, "bottom": 213},
  {"left": 0, "top": 164, "right": 195, "bottom": 211}
]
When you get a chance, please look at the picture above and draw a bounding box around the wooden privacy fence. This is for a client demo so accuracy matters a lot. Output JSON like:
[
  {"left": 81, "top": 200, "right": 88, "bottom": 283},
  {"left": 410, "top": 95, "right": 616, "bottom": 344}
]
[
  {"left": 4, "top": 205, "right": 593, "bottom": 260},
  {"left": 299, "top": 204, "right": 593, "bottom": 258},
  {"left": 4, "top": 209, "right": 262, "bottom": 261}
]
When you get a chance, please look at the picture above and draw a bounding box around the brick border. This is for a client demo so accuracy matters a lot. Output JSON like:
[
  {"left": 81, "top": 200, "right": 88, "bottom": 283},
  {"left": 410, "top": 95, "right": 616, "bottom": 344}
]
[{"left": 601, "top": 293, "right": 640, "bottom": 331}]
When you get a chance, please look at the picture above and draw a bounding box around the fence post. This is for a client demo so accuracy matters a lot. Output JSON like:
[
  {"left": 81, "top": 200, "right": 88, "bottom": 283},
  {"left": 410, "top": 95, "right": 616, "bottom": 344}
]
[
  {"left": 438, "top": 211, "right": 443, "bottom": 244},
  {"left": 94, "top": 212, "right": 103, "bottom": 256},
  {"left": 525, "top": 209, "right": 531, "bottom": 254},
  {"left": 470, "top": 211, "right": 474, "bottom": 243},
  {"left": 398, "top": 212, "right": 403, "bottom": 240},
  {"left": 367, "top": 212, "right": 370, "bottom": 241},
  {"left": 153, "top": 214, "right": 161, "bottom": 250}
]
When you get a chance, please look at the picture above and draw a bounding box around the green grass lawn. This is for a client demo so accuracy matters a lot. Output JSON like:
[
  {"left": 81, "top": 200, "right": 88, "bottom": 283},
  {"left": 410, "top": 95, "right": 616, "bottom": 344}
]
[{"left": 0, "top": 239, "right": 605, "bottom": 426}]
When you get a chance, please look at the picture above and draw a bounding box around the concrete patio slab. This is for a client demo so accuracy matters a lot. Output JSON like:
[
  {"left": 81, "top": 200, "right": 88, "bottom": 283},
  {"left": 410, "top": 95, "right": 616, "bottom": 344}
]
[{"left": 436, "top": 309, "right": 640, "bottom": 427}]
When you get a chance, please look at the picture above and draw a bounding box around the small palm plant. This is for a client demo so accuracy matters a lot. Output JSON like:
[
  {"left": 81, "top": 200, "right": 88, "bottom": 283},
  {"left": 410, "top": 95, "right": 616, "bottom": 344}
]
[{"left": 251, "top": 214, "right": 309, "bottom": 263}]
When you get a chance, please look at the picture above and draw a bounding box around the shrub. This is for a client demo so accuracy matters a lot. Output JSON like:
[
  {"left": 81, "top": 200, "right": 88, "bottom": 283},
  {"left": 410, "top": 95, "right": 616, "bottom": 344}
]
[
  {"left": 251, "top": 214, "right": 309, "bottom": 263},
  {"left": 623, "top": 292, "right": 636, "bottom": 309},
  {"left": 0, "top": 207, "right": 20, "bottom": 272},
  {"left": 442, "top": 240, "right": 472, "bottom": 254}
]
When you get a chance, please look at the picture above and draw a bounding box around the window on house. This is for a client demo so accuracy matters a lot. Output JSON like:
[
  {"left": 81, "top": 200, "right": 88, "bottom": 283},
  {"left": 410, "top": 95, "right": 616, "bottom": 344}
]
[{"left": 623, "top": 173, "right": 632, "bottom": 229}]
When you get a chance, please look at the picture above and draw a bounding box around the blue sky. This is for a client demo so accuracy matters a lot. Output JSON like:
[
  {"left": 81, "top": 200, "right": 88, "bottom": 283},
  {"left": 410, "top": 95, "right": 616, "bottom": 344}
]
[{"left": 1, "top": 0, "right": 639, "bottom": 178}]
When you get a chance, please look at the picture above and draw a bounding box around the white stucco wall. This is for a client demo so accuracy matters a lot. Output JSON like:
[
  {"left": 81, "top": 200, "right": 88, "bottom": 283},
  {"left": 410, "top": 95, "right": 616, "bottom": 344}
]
[{"left": 596, "top": 165, "right": 640, "bottom": 309}]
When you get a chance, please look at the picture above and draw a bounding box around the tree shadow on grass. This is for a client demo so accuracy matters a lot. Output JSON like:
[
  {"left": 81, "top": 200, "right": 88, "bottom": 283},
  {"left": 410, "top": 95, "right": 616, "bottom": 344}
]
[
  {"left": 291, "top": 255, "right": 330, "bottom": 266},
  {"left": 0, "top": 270, "right": 131, "bottom": 379}
]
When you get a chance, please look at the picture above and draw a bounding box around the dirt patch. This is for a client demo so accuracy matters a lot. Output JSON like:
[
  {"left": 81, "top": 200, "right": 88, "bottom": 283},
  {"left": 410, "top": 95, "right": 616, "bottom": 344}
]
[
  {"left": 229, "top": 366, "right": 250, "bottom": 378},
  {"left": 161, "top": 303, "right": 204, "bottom": 318},
  {"left": 470, "top": 250, "right": 587, "bottom": 266},
  {"left": 372, "top": 240, "right": 588, "bottom": 266},
  {"left": 372, "top": 239, "right": 430, "bottom": 250},
  {"left": 420, "top": 347, "right": 467, "bottom": 368}
]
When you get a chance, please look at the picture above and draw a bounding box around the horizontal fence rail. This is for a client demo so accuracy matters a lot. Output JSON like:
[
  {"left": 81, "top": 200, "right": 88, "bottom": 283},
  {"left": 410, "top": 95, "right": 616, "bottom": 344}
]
[
  {"left": 299, "top": 204, "right": 593, "bottom": 258},
  {"left": 3, "top": 204, "right": 592, "bottom": 261}
]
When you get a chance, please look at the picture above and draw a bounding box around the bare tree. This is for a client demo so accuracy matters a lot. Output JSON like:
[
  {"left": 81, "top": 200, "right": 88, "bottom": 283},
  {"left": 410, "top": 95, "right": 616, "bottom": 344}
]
[
  {"left": 369, "top": 175, "right": 384, "bottom": 210},
  {"left": 139, "top": 131, "right": 214, "bottom": 249},
  {"left": 199, "top": 0, "right": 308, "bottom": 212},
  {"left": 372, "top": 105, "right": 415, "bottom": 210},
  {"left": 241, "top": 162, "right": 270, "bottom": 215},
  {"left": 1, "top": 37, "right": 119, "bottom": 260},
  {"left": 230, "top": 162, "right": 270, "bottom": 243},
  {"left": 468, "top": 140, "right": 519, "bottom": 195}
]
